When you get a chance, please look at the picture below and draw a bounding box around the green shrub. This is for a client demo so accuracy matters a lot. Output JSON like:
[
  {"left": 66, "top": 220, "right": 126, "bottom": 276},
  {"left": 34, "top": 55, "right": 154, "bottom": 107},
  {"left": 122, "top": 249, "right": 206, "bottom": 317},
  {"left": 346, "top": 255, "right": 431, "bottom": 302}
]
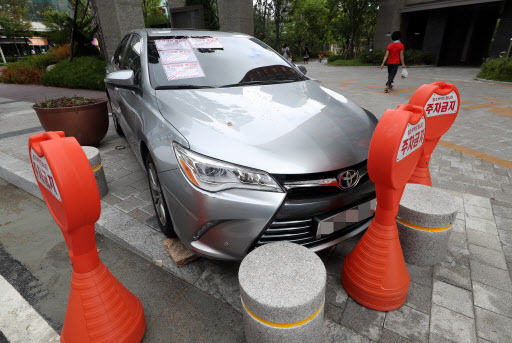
[
  {"left": 18, "top": 54, "right": 57, "bottom": 70},
  {"left": 328, "top": 54, "right": 344, "bottom": 63},
  {"left": 477, "top": 58, "right": 512, "bottom": 82},
  {"left": 323, "top": 50, "right": 334, "bottom": 57},
  {"left": 359, "top": 49, "right": 386, "bottom": 65},
  {"left": 40, "top": 56, "right": 106, "bottom": 90}
]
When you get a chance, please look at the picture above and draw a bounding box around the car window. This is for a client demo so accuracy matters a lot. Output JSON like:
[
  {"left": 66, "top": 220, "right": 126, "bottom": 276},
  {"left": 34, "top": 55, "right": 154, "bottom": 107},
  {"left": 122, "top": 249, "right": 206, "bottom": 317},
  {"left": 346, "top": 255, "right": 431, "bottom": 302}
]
[
  {"left": 114, "top": 35, "right": 131, "bottom": 68},
  {"left": 123, "top": 35, "right": 142, "bottom": 84},
  {"left": 147, "top": 36, "right": 306, "bottom": 89}
]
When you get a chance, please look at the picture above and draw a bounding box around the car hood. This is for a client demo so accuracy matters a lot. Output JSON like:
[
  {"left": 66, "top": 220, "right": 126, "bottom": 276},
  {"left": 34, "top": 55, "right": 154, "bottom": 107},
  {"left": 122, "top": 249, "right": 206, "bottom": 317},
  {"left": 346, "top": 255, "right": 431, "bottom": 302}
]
[{"left": 156, "top": 80, "right": 377, "bottom": 174}]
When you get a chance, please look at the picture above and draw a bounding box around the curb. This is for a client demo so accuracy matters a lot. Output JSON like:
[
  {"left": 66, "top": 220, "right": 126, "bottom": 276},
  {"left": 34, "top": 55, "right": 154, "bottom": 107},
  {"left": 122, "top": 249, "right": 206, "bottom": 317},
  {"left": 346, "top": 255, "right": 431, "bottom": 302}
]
[
  {"left": 474, "top": 77, "right": 512, "bottom": 85},
  {"left": 0, "top": 152, "right": 193, "bottom": 283}
]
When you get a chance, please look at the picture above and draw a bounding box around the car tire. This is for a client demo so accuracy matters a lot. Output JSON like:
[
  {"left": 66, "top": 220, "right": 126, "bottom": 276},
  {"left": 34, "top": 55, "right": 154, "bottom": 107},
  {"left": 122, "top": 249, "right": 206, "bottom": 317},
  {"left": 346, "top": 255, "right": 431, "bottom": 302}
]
[
  {"left": 112, "top": 111, "right": 124, "bottom": 137},
  {"left": 146, "top": 155, "right": 176, "bottom": 237}
]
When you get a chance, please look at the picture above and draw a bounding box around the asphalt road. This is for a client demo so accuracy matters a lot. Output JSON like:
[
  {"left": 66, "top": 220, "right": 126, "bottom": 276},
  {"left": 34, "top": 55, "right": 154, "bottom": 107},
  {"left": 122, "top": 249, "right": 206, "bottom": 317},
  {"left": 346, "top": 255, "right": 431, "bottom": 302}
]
[{"left": 0, "top": 177, "right": 245, "bottom": 343}]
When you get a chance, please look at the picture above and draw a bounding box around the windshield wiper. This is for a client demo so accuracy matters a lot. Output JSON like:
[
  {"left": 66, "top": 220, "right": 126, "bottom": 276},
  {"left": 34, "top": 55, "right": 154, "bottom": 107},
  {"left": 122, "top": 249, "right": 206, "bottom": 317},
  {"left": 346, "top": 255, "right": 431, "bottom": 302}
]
[
  {"left": 219, "top": 80, "right": 297, "bottom": 88},
  {"left": 155, "top": 85, "right": 214, "bottom": 90}
]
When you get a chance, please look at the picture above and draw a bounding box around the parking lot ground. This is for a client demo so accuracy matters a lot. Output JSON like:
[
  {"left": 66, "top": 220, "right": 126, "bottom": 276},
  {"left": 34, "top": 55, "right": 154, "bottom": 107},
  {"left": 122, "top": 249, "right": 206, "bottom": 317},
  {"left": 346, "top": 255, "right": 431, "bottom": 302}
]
[{"left": 1, "top": 65, "right": 512, "bottom": 342}]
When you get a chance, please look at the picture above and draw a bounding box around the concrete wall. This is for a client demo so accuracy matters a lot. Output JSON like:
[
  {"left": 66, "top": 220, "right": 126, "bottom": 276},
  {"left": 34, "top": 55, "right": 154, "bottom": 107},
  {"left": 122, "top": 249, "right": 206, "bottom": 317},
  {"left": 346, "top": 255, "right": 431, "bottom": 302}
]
[
  {"left": 374, "top": 0, "right": 405, "bottom": 50},
  {"left": 217, "top": 0, "right": 254, "bottom": 35},
  {"left": 92, "top": 0, "right": 145, "bottom": 60}
]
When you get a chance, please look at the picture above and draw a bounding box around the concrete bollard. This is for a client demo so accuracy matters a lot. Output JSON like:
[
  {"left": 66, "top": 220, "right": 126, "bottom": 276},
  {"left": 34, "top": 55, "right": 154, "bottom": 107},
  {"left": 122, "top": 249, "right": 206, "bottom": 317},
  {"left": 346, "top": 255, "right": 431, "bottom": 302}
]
[
  {"left": 397, "top": 183, "right": 459, "bottom": 266},
  {"left": 239, "top": 242, "right": 326, "bottom": 343},
  {"left": 81, "top": 146, "right": 108, "bottom": 198}
]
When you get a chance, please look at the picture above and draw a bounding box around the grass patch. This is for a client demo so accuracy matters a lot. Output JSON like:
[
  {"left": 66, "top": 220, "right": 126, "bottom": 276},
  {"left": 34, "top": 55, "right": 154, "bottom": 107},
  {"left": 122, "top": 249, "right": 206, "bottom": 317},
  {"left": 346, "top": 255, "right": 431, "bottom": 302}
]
[
  {"left": 477, "top": 58, "right": 512, "bottom": 82},
  {"left": 328, "top": 58, "right": 374, "bottom": 66}
]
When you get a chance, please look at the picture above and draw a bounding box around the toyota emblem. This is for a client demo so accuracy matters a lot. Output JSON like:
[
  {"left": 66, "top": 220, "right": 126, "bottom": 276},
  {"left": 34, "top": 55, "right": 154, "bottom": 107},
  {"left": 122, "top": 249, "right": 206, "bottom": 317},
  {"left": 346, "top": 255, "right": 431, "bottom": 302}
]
[{"left": 338, "top": 170, "right": 359, "bottom": 189}]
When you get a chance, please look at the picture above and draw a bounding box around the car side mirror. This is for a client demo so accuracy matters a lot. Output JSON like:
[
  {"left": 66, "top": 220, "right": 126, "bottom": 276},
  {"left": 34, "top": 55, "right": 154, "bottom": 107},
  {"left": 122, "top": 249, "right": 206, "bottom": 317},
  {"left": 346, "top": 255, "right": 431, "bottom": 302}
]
[
  {"left": 298, "top": 65, "right": 307, "bottom": 75},
  {"left": 105, "top": 70, "right": 138, "bottom": 90}
]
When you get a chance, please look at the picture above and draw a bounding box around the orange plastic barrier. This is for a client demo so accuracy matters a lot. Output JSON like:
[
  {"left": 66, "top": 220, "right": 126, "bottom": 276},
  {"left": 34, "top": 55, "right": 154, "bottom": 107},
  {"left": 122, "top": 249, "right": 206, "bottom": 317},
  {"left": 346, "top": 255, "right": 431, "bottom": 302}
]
[
  {"left": 342, "top": 104, "right": 426, "bottom": 311},
  {"left": 407, "top": 82, "right": 460, "bottom": 185},
  {"left": 29, "top": 132, "right": 146, "bottom": 343}
]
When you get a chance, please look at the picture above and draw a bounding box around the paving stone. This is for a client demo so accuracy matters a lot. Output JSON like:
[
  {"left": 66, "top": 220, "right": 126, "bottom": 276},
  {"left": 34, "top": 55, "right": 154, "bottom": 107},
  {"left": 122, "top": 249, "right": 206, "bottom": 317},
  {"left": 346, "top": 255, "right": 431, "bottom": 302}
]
[
  {"left": 128, "top": 208, "right": 152, "bottom": 223},
  {"left": 340, "top": 298, "right": 385, "bottom": 342},
  {"left": 470, "top": 260, "right": 512, "bottom": 293},
  {"left": 101, "top": 193, "right": 122, "bottom": 206},
  {"left": 465, "top": 216, "right": 498, "bottom": 236},
  {"left": 324, "top": 303, "right": 343, "bottom": 325},
  {"left": 468, "top": 244, "right": 508, "bottom": 270},
  {"left": 406, "top": 264, "right": 434, "bottom": 287},
  {"left": 384, "top": 305, "right": 429, "bottom": 343},
  {"left": 128, "top": 170, "right": 147, "bottom": 182},
  {"left": 492, "top": 204, "right": 512, "bottom": 220},
  {"left": 466, "top": 229, "right": 502, "bottom": 251},
  {"left": 464, "top": 193, "right": 492, "bottom": 209},
  {"left": 503, "top": 245, "right": 512, "bottom": 264},
  {"left": 324, "top": 320, "right": 370, "bottom": 343},
  {"left": 114, "top": 196, "right": 145, "bottom": 213},
  {"left": 130, "top": 179, "right": 150, "bottom": 191},
  {"left": 473, "top": 282, "right": 512, "bottom": 318},
  {"left": 109, "top": 185, "right": 140, "bottom": 200},
  {"left": 432, "top": 280, "right": 474, "bottom": 318},
  {"left": 465, "top": 205, "right": 495, "bottom": 221},
  {"left": 430, "top": 304, "right": 477, "bottom": 343},
  {"left": 379, "top": 329, "right": 414, "bottom": 343},
  {"left": 475, "top": 307, "right": 512, "bottom": 342},
  {"left": 404, "top": 281, "right": 431, "bottom": 314},
  {"left": 495, "top": 216, "right": 512, "bottom": 233},
  {"left": 325, "top": 274, "right": 348, "bottom": 309},
  {"left": 434, "top": 262, "right": 472, "bottom": 290},
  {"left": 140, "top": 202, "right": 156, "bottom": 216},
  {"left": 452, "top": 218, "right": 466, "bottom": 233}
]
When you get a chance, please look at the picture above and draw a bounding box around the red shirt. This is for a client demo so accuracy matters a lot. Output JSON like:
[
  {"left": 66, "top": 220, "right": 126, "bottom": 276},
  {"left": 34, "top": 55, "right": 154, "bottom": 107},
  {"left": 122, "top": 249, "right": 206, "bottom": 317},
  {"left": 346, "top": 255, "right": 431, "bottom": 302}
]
[{"left": 387, "top": 42, "right": 404, "bottom": 64}]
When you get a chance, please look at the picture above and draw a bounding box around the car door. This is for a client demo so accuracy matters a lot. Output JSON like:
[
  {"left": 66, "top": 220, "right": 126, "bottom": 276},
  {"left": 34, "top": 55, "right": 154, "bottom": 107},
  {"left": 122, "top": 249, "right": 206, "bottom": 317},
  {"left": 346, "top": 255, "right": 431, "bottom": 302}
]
[
  {"left": 106, "top": 35, "right": 131, "bottom": 117},
  {"left": 117, "top": 34, "right": 144, "bottom": 152}
]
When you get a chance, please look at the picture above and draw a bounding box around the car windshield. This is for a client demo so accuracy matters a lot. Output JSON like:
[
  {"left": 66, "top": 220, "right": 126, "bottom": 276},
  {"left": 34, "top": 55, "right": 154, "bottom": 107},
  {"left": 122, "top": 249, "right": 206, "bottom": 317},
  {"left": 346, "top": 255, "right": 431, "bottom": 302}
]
[{"left": 147, "top": 35, "right": 306, "bottom": 89}]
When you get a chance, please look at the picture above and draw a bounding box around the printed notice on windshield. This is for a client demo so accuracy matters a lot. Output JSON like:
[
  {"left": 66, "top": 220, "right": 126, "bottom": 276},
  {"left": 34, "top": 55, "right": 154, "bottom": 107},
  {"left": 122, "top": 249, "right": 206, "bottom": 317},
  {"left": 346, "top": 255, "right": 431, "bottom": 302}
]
[
  {"left": 396, "top": 117, "right": 425, "bottom": 162},
  {"left": 163, "top": 62, "right": 205, "bottom": 81},
  {"left": 188, "top": 38, "right": 223, "bottom": 49},
  {"left": 158, "top": 50, "right": 198, "bottom": 64},
  {"left": 155, "top": 39, "right": 191, "bottom": 50}
]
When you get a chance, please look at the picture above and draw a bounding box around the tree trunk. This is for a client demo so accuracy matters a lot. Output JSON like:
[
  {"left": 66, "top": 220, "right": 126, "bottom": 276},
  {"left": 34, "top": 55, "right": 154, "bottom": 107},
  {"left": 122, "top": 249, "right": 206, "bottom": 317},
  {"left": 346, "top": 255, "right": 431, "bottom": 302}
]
[
  {"left": 69, "top": 0, "right": 80, "bottom": 62},
  {"left": 13, "top": 38, "right": 21, "bottom": 57}
]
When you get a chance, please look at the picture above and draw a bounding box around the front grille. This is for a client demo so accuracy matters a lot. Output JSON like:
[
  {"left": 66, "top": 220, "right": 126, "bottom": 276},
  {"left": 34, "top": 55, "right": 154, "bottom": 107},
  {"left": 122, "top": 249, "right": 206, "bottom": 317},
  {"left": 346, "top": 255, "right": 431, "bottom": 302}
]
[{"left": 255, "top": 218, "right": 316, "bottom": 247}]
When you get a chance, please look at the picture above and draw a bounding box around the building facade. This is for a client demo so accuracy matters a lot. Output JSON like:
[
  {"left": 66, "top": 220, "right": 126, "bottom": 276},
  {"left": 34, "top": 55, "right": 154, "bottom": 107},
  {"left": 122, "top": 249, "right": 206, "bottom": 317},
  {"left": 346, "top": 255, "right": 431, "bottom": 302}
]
[{"left": 374, "top": 0, "right": 510, "bottom": 65}]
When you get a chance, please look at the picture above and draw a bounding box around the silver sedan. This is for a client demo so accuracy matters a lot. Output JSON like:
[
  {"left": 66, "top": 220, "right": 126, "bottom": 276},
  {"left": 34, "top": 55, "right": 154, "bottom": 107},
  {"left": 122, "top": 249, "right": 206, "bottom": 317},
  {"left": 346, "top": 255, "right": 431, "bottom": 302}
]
[{"left": 105, "top": 29, "right": 377, "bottom": 260}]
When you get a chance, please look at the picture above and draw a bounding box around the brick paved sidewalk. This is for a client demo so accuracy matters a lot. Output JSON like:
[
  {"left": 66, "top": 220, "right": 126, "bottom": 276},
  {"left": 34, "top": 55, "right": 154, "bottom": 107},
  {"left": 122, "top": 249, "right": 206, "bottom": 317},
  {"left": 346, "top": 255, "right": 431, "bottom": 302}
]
[{"left": 1, "top": 64, "right": 512, "bottom": 342}]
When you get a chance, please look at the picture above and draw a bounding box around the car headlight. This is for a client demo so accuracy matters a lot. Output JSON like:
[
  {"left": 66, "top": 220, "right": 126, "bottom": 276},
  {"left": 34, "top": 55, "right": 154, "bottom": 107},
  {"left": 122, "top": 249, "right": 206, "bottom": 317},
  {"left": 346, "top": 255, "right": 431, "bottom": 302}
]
[{"left": 173, "top": 143, "right": 283, "bottom": 193}]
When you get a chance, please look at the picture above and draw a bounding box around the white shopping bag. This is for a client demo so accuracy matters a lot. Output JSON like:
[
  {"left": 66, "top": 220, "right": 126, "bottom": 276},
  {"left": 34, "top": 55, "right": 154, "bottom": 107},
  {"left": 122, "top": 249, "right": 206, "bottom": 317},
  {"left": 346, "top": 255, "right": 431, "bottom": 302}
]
[{"left": 401, "top": 67, "right": 408, "bottom": 78}]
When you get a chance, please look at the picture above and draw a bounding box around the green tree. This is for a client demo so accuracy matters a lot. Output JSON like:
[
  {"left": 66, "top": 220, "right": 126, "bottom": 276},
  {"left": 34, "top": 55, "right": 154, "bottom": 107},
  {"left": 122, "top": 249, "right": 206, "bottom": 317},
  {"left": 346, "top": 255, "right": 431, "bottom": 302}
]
[{"left": 0, "top": 0, "right": 32, "bottom": 57}]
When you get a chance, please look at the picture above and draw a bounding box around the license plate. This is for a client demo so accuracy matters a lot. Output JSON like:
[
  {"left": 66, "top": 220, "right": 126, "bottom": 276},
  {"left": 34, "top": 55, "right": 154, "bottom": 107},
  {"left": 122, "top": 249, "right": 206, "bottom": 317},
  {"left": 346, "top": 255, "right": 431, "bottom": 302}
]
[{"left": 316, "top": 199, "right": 376, "bottom": 237}]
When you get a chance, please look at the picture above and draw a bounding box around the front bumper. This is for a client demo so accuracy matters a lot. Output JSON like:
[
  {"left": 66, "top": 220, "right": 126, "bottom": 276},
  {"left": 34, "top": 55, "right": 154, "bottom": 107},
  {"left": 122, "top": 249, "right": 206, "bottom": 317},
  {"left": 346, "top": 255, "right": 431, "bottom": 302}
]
[{"left": 159, "top": 168, "right": 376, "bottom": 261}]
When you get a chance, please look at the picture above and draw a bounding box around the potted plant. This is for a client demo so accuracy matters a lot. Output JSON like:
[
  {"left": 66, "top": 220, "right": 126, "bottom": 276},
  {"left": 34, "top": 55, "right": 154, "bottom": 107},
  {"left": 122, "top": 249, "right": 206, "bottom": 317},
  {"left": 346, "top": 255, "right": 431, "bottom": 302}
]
[{"left": 33, "top": 96, "right": 109, "bottom": 146}]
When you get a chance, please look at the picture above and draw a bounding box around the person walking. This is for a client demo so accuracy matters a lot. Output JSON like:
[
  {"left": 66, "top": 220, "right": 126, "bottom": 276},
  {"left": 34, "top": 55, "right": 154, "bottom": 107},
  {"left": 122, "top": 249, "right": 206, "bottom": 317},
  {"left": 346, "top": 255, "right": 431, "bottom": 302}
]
[
  {"left": 380, "top": 31, "right": 406, "bottom": 93},
  {"left": 282, "top": 44, "right": 292, "bottom": 63},
  {"left": 304, "top": 45, "right": 310, "bottom": 64}
]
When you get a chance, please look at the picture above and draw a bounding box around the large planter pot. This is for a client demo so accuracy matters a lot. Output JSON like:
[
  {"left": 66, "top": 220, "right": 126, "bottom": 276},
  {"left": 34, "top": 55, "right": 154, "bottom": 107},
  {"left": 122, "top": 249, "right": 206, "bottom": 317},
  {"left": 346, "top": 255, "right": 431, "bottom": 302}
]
[{"left": 33, "top": 98, "right": 109, "bottom": 146}]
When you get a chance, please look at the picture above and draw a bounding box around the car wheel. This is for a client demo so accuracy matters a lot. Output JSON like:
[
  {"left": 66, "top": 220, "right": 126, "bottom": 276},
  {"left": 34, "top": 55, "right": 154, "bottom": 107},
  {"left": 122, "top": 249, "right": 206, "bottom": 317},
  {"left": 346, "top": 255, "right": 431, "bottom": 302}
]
[
  {"left": 112, "top": 111, "right": 124, "bottom": 137},
  {"left": 146, "top": 155, "right": 176, "bottom": 237}
]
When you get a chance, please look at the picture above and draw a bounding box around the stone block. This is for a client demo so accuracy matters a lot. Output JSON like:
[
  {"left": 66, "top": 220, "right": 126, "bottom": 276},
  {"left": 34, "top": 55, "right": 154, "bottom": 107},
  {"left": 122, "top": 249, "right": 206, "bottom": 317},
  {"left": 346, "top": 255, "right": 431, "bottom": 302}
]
[
  {"left": 475, "top": 307, "right": 512, "bottom": 342},
  {"left": 404, "top": 282, "right": 431, "bottom": 314},
  {"left": 383, "top": 305, "right": 429, "bottom": 343},
  {"left": 324, "top": 320, "right": 370, "bottom": 343},
  {"left": 465, "top": 204, "right": 494, "bottom": 221},
  {"left": 468, "top": 244, "right": 508, "bottom": 270},
  {"left": 340, "top": 298, "right": 385, "bottom": 341},
  {"left": 433, "top": 263, "right": 472, "bottom": 290},
  {"left": 432, "top": 280, "right": 474, "bottom": 318},
  {"left": 463, "top": 193, "right": 492, "bottom": 209},
  {"left": 430, "top": 304, "right": 477, "bottom": 343},
  {"left": 239, "top": 242, "right": 326, "bottom": 343},
  {"left": 470, "top": 260, "right": 512, "bottom": 292},
  {"left": 397, "top": 184, "right": 458, "bottom": 266},
  {"left": 473, "top": 282, "right": 512, "bottom": 318},
  {"left": 465, "top": 216, "right": 498, "bottom": 235},
  {"left": 163, "top": 238, "right": 198, "bottom": 268},
  {"left": 466, "top": 229, "right": 502, "bottom": 251}
]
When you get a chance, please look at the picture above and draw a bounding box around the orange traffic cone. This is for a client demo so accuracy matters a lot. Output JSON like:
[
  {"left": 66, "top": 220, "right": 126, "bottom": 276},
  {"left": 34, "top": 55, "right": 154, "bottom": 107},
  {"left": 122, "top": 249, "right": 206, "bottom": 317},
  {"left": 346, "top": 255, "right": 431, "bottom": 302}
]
[
  {"left": 28, "top": 132, "right": 146, "bottom": 342},
  {"left": 342, "top": 105, "right": 426, "bottom": 311}
]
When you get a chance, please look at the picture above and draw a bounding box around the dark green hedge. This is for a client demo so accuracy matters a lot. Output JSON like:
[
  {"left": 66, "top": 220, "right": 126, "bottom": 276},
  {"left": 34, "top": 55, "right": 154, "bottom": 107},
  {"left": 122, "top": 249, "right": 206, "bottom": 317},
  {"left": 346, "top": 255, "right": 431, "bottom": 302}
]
[
  {"left": 40, "top": 56, "right": 106, "bottom": 90},
  {"left": 477, "top": 58, "right": 512, "bottom": 82}
]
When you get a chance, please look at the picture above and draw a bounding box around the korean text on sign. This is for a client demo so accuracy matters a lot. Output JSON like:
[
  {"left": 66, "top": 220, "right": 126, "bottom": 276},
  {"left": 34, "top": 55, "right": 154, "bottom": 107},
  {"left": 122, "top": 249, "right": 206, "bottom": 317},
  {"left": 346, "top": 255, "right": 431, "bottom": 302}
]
[
  {"left": 30, "top": 149, "right": 62, "bottom": 201},
  {"left": 424, "top": 91, "right": 458, "bottom": 117},
  {"left": 163, "top": 62, "right": 205, "bottom": 81},
  {"left": 396, "top": 117, "right": 425, "bottom": 162},
  {"left": 188, "top": 38, "right": 223, "bottom": 49}
]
